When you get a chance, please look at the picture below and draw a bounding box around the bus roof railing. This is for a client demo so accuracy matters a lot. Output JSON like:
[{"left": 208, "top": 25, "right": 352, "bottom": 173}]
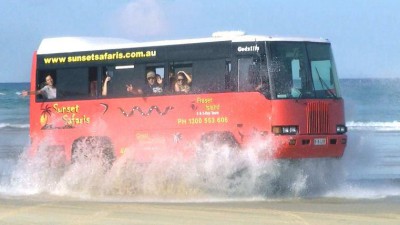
[{"left": 37, "top": 33, "right": 330, "bottom": 55}]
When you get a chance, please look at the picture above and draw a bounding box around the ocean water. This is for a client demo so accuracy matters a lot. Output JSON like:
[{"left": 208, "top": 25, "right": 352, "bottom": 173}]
[
  {"left": 0, "top": 79, "right": 399, "bottom": 201},
  {"left": 0, "top": 83, "right": 30, "bottom": 179}
]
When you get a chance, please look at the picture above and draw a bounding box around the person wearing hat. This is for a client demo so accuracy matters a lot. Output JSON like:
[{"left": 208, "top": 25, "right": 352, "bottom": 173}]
[{"left": 126, "top": 71, "right": 163, "bottom": 95}]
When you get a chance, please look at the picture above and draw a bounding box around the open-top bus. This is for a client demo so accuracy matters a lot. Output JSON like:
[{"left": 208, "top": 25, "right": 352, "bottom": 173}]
[{"left": 28, "top": 32, "right": 347, "bottom": 163}]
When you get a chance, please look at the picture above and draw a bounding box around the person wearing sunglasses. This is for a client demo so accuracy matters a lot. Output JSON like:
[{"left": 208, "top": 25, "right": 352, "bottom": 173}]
[{"left": 174, "top": 71, "right": 192, "bottom": 93}]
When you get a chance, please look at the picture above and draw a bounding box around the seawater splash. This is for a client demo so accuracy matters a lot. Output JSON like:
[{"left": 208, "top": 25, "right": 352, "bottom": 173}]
[
  {"left": 326, "top": 130, "right": 400, "bottom": 199},
  {"left": 0, "top": 138, "right": 346, "bottom": 201},
  {"left": 3, "top": 80, "right": 400, "bottom": 201},
  {"left": 347, "top": 121, "right": 400, "bottom": 132}
]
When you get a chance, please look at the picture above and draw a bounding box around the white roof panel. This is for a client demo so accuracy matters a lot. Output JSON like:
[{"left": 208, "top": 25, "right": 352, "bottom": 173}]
[{"left": 37, "top": 34, "right": 330, "bottom": 55}]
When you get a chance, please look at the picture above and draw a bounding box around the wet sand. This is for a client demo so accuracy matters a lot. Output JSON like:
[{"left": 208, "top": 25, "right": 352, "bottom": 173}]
[{"left": 0, "top": 197, "right": 399, "bottom": 225}]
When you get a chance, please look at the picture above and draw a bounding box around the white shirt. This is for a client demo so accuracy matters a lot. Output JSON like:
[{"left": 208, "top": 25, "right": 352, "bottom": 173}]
[{"left": 40, "top": 85, "right": 57, "bottom": 99}]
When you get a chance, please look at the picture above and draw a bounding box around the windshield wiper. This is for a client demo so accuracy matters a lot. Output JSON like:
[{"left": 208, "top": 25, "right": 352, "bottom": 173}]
[{"left": 315, "top": 68, "right": 337, "bottom": 99}]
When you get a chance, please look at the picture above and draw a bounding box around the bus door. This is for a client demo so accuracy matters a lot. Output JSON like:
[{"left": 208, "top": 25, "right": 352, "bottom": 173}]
[{"left": 237, "top": 57, "right": 254, "bottom": 91}]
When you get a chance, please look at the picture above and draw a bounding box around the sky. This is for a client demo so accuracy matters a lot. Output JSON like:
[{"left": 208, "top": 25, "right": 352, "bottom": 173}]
[{"left": 0, "top": 0, "right": 399, "bottom": 82}]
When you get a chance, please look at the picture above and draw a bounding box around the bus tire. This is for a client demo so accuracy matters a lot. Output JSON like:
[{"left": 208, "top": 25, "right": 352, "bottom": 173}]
[
  {"left": 37, "top": 145, "right": 67, "bottom": 169},
  {"left": 200, "top": 131, "right": 240, "bottom": 150},
  {"left": 71, "top": 136, "right": 115, "bottom": 167}
]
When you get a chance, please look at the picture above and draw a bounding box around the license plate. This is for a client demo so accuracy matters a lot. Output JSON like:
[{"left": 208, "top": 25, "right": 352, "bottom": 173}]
[{"left": 314, "top": 138, "right": 327, "bottom": 145}]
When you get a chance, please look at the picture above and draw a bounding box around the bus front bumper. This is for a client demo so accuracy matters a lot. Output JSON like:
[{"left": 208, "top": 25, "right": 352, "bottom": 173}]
[{"left": 268, "top": 134, "right": 347, "bottom": 159}]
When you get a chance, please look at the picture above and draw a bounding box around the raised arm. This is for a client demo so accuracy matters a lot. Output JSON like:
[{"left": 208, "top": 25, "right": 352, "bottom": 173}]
[
  {"left": 102, "top": 77, "right": 111, "bottom": 96},
  {"left": 178, "top": 71, "right": 192, "bottom": 84},
  {"left": 21, "top": 90, "right": 33, "bottom": 96},
  {"left": 21, "top": 89, "right": 41, "bottom": 97},
  {"left": 126, "top": 84, "right": 143, "bottom": 95}
]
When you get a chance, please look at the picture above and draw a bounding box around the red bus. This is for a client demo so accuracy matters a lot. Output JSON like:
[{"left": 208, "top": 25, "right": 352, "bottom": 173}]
[{"left": 28, "top": 32, "right": 347, "bottom": 163}]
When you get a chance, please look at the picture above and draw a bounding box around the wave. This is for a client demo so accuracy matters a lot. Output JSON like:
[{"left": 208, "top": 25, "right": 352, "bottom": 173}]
[
  {"left": 0, "top": 123, "right": 29, "bottom": 129},
  {"left": 0, "top": 121, "right": 397, "bottom": 132},
  {"left": 0, "top": 92, "right": 23, "bottom": 96},
  {"left": 347, "top": 121, "right": 400, "bottom": 131}
]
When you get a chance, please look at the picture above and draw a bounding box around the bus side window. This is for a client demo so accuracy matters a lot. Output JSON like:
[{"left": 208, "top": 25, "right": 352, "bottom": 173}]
[
  {"left": 89, "top": 67, "right": 98, "bottom": 97},
  {"left": 36, "top": 70, "right": 57, "bottom": 101},
  {"left": 192, "top": 59, "right": 225, "bottom": 93},
  {"left": 248, "top": 64, "right": 259, "bottom": 89},
  {"left": 237, "top": 57, "right": 254, "bottom": 91},
  {"left": 146, "top": 66, "right": 165, "bottom": 95},
  {"left": 225, "top": 61, "right": 235, "bottom": 91},
  {"left": 36, "top": 80, "right": 46, "bottom": 100},
  {"left": 56, "top": 68, "right": 89, "bottom": 100},
  {"left": 105, "top": 65, "right": 143, "bottom": 97},
  {"left": 168, "top": 65, "right": 177, "bottom": 93}
]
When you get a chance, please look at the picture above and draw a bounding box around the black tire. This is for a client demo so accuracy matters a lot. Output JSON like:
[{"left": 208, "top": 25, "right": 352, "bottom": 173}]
[
  {"left": 71, "top": 136, "right": 115, "bottom": 167},
  {"left": 200, "top": 131, "right": 240, "bottom": 150}
]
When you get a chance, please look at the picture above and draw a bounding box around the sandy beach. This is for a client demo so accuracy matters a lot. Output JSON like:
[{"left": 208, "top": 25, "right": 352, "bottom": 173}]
[{"left": 0, "top": 197, "right": 399, "bottom": 225}]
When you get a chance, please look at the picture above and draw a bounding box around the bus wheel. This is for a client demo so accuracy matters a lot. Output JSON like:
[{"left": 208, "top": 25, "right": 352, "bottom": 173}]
[
  {"left": 200, "top": 131, "right": 240, "bottom": 150},
  {"left": 37, "top": 145, "right": 67, "bottom": 169},
  {"left": 71, "top": 136, "right": 115, "bottom": 168},
  {"left": 196, "top": 132, "right": 248, "bottom": 193}
]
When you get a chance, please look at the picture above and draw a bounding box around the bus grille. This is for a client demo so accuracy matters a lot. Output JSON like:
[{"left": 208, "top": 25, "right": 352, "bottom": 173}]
[{"left": 306, "top": 102, "right": 329, "bottom": 134}]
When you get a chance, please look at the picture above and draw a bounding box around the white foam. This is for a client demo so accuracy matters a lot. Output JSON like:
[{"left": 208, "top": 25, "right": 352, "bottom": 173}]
[
  {"left": 0, "top": 123, "right": 29, "bottom": 129},
  {"left": 347, "top": 121, "right": 400, "bottom": 131},
  {"left": 0, "top": 137, "right": 345, "bottom": 201},
  {"left": 0, "top": 132, "right": 397, "bottom": 201},
  {"left": 324, "top": 183, "right": 400, "bottom": 199}
]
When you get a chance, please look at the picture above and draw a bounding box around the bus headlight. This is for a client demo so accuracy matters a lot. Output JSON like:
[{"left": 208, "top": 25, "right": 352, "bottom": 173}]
[
  {"left": 272, "top": 126, "right": 298, "bottom": 135},
  {"left": 336, "top": 125, "right": 347, "bottom": 134}
]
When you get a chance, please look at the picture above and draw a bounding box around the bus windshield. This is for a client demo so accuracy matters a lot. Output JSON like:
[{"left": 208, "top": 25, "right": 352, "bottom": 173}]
[{"left": 269, "top": 42, "right": 341, "bottom": 99}]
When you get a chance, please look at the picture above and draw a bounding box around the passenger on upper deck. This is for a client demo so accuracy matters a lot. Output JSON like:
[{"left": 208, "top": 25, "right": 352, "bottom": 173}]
[
  {"left": 174, "top": 71, "right": 192, "bottom": 93},
  {"left": 126, "top": 71, "right": 163, "bottom": 95},
  {"left": 155, "top": 73, "right": 165, "bottom": 92},
  {"left": 22, "top": 74, "right": 57, "bottom": 100}
]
